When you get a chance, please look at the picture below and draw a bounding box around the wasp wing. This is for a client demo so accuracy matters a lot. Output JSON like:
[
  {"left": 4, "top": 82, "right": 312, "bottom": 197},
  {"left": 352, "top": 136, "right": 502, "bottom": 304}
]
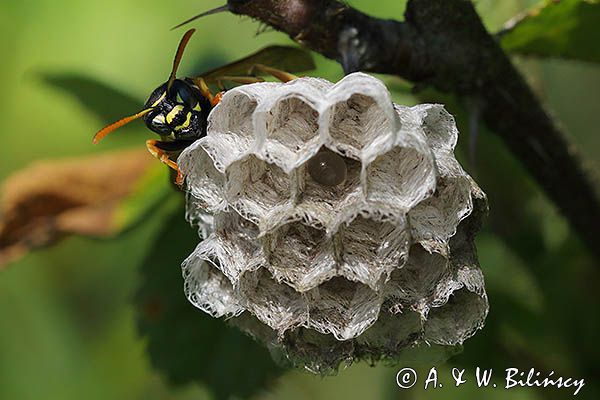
[{"left": 197, "top": 46, "right": 315, "bottom": 83}]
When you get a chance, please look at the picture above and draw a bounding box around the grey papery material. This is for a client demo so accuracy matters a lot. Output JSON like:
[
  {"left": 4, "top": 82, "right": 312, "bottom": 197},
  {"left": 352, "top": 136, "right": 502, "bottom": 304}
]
[{"left": 178, "top": 73, "right": 488, "bottom": 373}]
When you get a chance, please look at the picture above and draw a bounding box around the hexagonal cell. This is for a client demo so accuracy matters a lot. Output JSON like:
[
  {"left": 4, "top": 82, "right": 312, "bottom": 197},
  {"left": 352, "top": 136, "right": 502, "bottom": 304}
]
[
  {"left": 338, "top": 216, "right": 409, "bottom": 289},
  {"left": 327, "top": 93, "right": 392, "bottom": 159},
  {"left": 190, "top": 212, "right": 264, "bottom": 285},
  {"left": 294, "top": 149, "right": 363, "bottom": 233},
  {"left": 214, "top": 211, "right": 264, "bottom": 260},
  {"left": 181, "top": 255, "right": 244, "bottom": 318},
  {"left": 306, "top": 277, "right": 382, "bottom": 340},
  {"left": 423, "top": 288, "right": 488, "bottom": 345},
  {"left": 365, "top": 145, "right": 436, "bottom": 214},
  {"left": 262, "top": 96, "right": 321, "bottom": 169},
  {"left": 408, "top": 176, "right": 473, "bottom": 242},
  {"left": 267, "top": 96, "right": 320, "bottom": 145},
  {"left": 210, "top": 89, "right": 261, "bottom": 139},
  {"left": 264, "top": 222, "right": 337, "bottom": 292},
  {"left": 201, "top": 90, "right": 262, "bottom": 172},
  {"left": 385, "top": 244, "right": 450, "bottom": 306},
  {"left": 190, "top": 235, "right": 252, "bottom": 287},
  {"left": 355, "top": 309, "right": 422, "bottom": 357},
  {"left": 282, "top": 328, "right": 354, "bottom": 374},
  {"left": 238, "top": 268, "right": 309, "bottom": 334},
  {"left": 431, "top": 255, "right": 487, "bottom": 309},
  {"left": 225, "top": 154, "right": 293, "bottom": 227},
  {"left": 179, "top": 143, "right": 226, "bottom": 213},
  {"left": 418, "top": 104, "right": 458, "bottom": 154},
  {"left": 197, "top": 132, "right": 253, "bottom": 174}
]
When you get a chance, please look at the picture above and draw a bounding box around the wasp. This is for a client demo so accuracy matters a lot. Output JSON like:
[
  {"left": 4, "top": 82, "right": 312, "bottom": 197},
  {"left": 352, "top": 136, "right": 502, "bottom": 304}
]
[{"left": 93, "top": 29, "right": 314, "bottom": 184}]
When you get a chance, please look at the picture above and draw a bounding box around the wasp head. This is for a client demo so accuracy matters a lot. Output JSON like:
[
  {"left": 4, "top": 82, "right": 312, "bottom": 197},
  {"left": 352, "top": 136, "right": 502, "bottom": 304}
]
[
  {"left": 92, "top": 29, "right": 210, "bottom": 145},
  {"left": 143, "top": 78, "right": 211, "bottom": 140}
]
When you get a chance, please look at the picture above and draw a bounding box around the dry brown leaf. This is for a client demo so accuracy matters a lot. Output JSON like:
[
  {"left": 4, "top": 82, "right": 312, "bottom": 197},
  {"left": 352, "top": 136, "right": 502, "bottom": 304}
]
[{"left": 0, "top": 148, "right": 156, "bottom": 268}]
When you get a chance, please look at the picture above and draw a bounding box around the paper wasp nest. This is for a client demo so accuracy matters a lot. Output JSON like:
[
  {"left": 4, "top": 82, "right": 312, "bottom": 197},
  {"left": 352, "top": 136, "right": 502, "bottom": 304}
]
[{"left": 178, "top": 73, "right": 488, "bottom": 373}]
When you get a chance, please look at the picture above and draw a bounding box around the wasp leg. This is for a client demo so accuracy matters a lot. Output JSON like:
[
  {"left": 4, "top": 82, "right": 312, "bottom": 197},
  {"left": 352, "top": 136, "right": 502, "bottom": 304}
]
[
  {"left": 212, "top": 91, "right": 223, "bottom": 106},
  {"left": 146, "top": 139, "right": 185, "bottom": 186},
  {"left": 192, "top": 77, "right": 223, "bottom": 107},
  {"left": 193, "top": 72, "right": 288, "bottom": 108},
  {"left": 249, "top": 64, "right": 299, "bottom": 83}
]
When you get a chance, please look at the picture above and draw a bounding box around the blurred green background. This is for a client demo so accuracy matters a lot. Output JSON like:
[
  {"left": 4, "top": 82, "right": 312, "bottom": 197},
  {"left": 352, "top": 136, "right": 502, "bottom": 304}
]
[{"left": 0, "top": 0, "right": 598, "bottom": 399}]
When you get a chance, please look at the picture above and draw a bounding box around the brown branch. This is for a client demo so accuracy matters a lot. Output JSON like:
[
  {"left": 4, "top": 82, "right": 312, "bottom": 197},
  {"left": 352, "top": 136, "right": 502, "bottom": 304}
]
[{"left": 224, "top": 0, "right": 600, "bottom": 257}]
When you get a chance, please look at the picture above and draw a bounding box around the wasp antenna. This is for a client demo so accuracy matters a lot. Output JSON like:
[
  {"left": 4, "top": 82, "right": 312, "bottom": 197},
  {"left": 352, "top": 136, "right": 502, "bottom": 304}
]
[
  {"left": 171, "top": 4, "right": 229, "bottom": 30},
  {"left": 92, "top": 108, "right": 153, "bottom": 144},
  {"left": 167, "top": 28, "right": 196, "bottom": 90}
]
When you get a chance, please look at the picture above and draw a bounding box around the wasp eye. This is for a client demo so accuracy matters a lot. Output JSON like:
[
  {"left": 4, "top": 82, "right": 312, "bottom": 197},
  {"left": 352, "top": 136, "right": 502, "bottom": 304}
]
[
  {"left": 172, "top": 80, "right": 195, "bottom": 108},
  {"left": 308, "top": 149, "right": 347, "bottom": 186},
  {"left": 145, "top": 83, "right": 168, "bottom": 108}
]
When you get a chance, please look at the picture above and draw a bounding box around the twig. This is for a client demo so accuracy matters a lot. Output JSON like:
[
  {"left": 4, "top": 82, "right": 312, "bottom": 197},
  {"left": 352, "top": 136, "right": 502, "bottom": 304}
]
[{"left": 222, "top": 0, "right": 600, "bottom": 257}]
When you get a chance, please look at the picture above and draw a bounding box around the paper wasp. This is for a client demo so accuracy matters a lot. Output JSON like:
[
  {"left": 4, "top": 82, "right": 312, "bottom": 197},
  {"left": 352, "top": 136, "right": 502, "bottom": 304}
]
[{"left": 93, "top": 29, "right": 314, "bottom": 184}]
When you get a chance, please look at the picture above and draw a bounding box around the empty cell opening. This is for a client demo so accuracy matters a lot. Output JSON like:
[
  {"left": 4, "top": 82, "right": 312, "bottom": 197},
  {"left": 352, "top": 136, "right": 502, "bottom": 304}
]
[
  {"left": 424, "top": 288, "right": 487, "bottom": 345},
  {"left": 226, "top": 155, "right": 292, "bottom": 213},
  {"left": 329, "top": 94, "right": 391, "bottom": 152},
  {"left": 308, "top": 277, "right": 381, "bottom": 340},
  {"left": 342, "top": 216, "right": 408, "bottom": 270},
  {"left": 386, "top": 244, "right": 449, "bottom": 303},
  {"left": 408, "top": 177, "right": 472, "bottom": 241},
  {"left": 266, "top": 97, "right": 319, "bottom": 151},
  {"left": 214, "top": 92, "right": 257, "bottom": 138},
  {"left": 421, "top": 105, "right": 457, "bottom": 151},
  {"left": 366, "top": 146, "right": 434, "bottom": 210},
  {"left": 238, "top": 268, "right": 309, "bottom": 332},
  {"left": 189, "top": 228, "right": 260, "bottom": 285},
  {"left": 267, "top": 222, "right": 336, "bottom": 291},
  {"left": 214, "top": 212, "right": 261, "bottom": 257},
  {"left": 182, "top": 258, "right": 243, "bottom": 318}
]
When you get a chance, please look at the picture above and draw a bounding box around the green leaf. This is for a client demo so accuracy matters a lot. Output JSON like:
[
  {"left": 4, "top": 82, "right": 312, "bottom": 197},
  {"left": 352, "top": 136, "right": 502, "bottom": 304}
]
[
  {"left": 40, "top": 72, "right": 142, "bottom": 124},
  {"left": 475, "top": 233, "right": 544, "bottom": 314},
  {"left": 135, "top": 206, "right": 283, "bottom": 400},
  {"left": 501, "top": 0, "right": 600, "bottom": 63},
  {"left": 110, "top": 163, "right": 172, "bottom": 233}
]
